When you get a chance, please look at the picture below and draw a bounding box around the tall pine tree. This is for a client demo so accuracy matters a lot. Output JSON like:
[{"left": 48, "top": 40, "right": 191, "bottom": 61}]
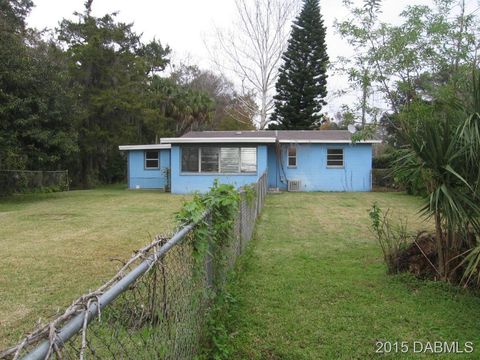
[{"left": 270, "top": 0, "right": 328, "bottom": 129}]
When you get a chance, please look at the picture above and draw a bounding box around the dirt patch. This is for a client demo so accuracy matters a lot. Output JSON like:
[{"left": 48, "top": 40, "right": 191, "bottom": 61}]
[
  {"left": 396, "top": 231, "right": 475, "bottom": 285},
  {"left": 397, "top": 232, "right": 438, "bottom": 279}
]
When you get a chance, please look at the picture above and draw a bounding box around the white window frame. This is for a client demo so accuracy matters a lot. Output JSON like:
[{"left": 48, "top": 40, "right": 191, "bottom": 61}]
[
  {"left": 326, "top": 148, "right": 344, "bottom": 168},
  {"left": 181, "top": 146, "right": 257, "bottom": 174},
  {"left": 144, "top": 150, "right": 160, "bottom": 169},
  {"left": 287, "top": 145, "right": 297, "bottom": 168}
]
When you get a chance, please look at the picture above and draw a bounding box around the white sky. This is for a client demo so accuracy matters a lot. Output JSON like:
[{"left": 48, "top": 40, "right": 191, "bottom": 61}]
[{"left": 27, "top": 0, "right": 464, "bottom": 117}]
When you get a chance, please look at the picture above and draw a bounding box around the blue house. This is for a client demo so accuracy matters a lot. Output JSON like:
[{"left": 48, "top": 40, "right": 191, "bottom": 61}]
[{"left": 119, "top": 130, "right": 380, "bottom": 194}]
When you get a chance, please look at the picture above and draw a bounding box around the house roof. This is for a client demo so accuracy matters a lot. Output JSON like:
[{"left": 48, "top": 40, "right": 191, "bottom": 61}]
[{"left": 160, "top": 130, "right": 381, "bottom": 144}]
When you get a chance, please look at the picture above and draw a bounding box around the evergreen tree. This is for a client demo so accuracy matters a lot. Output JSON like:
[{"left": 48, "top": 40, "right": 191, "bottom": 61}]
[
  {"left": 0, "top": 0, "right": 78, "bottom": 170},
  {"left": 57, "top": 1, "right": 170, "bottom": 187},
  {"left": 270, "top": 0, "right": 328, "bottom": 129}
]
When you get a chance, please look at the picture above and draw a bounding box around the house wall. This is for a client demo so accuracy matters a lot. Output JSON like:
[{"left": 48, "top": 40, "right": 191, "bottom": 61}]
[
  {"left": 267, "top": 143, "right": 372, "bottom": 192},
  {"left": 170, "top": 144, "right": 268, "bottom": 194},
  {"left": 127, "top": 149, "right": 170, "bottom": 189}
]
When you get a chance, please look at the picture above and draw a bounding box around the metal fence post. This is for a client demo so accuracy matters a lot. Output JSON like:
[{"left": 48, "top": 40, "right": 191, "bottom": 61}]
[
  {"left": 65, "top": 170, "right": 69, "bottom": 191},
  {"left": 205, "top": 213, "right": 214, "bottom": 289},
  {"left": 238, "top": 191, "right": 244, "bottom": 255}
]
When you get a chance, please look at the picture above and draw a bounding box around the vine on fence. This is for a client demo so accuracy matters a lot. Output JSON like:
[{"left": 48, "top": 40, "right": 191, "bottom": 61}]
[
  {"left": 241, "top": 183, "right": 256, "bottom": 206},
  {"left": 175, "top": 181, "right": 246, "bottom": 359},
  {"left": 176, "top": 180, "right": 240, "bottom": 283}
]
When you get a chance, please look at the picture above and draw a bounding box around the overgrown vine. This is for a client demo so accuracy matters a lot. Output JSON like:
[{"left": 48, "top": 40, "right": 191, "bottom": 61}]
[
  {"left": 175, "top": 180, "right": 260, "bottom": 359},
  {"left": 176, "top": 180, "right": 240, "bottom": 283}
]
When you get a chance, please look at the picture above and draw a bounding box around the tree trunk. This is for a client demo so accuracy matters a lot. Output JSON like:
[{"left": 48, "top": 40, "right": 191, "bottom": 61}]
[
  {"left": 259, "top": 90, "right": 268, "bottom": 129},
  {"left": 361, "top": 73, "right": 368, "bottom": 127},
  {"left": 435, "top": 212, "right": 446, "bottom": 280},
  {"left": 453, "top": 0, "right": 465, "bottom": 91}
]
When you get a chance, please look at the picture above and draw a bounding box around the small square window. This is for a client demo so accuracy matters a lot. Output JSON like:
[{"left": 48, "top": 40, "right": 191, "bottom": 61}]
[
  {"left": 327, "top": 148, "right": 344, "bottom": 167},
  {"left": 145, "top": 151, "right": 159, "bottom": 169},
  {"left": 288, "top": 145, "right": 297, "bottom": 167}
]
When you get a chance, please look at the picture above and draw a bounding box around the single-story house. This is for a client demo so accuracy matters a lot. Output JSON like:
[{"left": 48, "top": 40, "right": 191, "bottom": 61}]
[{"left": 118, "top": 130, "right": 381, "bottom": 194}]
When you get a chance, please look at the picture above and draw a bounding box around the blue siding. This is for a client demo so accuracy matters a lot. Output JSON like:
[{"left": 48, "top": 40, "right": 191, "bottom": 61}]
[
  {"left": 170, "top": 145, "right": 268, "bottom": 194},
  {"left": 127, "top": 149, "right": 170, "bottom": 189},
  {"left": 267, "top": 143, "right": 372, "bottom": 192},
  {"left": 124, "top": 142, "right": 373, "bottom": 193}
]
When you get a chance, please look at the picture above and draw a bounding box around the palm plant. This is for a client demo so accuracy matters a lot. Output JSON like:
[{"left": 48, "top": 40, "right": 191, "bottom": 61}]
[
  {"left": 393, "top": 74, "right": 480, "bottom": 281},
  {"left": 457, "top": 74, "right": 480, "bottom": 284}
]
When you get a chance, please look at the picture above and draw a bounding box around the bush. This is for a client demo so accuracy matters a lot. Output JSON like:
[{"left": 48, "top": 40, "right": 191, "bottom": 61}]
[
  {"left": 391, "top": 149, "right": 428, "bottom": 196},
  {"left": 373, "top": 153, "right": 395, "bottom": 169},
  {"left": 369, "top": 203, "right": 410, "bottom": 274},
  {"left": 0, "top": 170, "right": 69, "bottom": 196},
  {"left": 372, "top": 149, "right": 403, "bottom": 190},
  {"left": 0, "top": 172, "right": 28, "bottom": 196},
  {"left": 372, "top": 169, "right": 394, "bottom": 188}
]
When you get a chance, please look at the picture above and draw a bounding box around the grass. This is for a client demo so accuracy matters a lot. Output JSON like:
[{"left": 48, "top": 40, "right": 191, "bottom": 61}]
[
  {"left": 0, "top": 186, "right": 188, "bottom": 349},
  {"left": 223, "top": 192, "right": 480, "bottom": 359}
]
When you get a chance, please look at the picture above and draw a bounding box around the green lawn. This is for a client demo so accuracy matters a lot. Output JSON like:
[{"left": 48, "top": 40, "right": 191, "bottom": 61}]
[
  {"left": 224, "top": 192, "right": 480, "bottom": 359},
  {"left": 0, "top": 186, "right": 188, "bottom": 348}
]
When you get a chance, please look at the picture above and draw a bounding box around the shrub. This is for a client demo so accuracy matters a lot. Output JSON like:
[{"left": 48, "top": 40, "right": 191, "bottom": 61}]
[
  {"left": 371, "top": 169, "right": 394, "bottom": 188},
  {"left": 372, "top": 152, "right": 397, "bottom": 169},
  {"left": 0, "top": 171, "right": 28, "bottom": 196},
  {"left": 369, "top": 203, "right": 410, "bottom": 274}
]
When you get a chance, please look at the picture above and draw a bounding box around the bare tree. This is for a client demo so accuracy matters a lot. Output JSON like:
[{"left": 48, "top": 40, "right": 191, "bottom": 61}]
[{"left": 207, "top": 0, "right": 298, "bottom": 129}]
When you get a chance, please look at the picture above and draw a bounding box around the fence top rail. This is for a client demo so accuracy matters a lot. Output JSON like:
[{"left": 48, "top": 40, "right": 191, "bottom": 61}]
[
  {"left": 2, "top": 210, "right": 210, "bottom": 360},
  {"left": 0, "top": 170, "right": 68, "bottom": 174}
]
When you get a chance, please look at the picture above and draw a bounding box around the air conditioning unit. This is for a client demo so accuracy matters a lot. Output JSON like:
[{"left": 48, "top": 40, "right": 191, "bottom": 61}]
[{"left": 288, "top": 180, "right": 301, "bottom": 192}]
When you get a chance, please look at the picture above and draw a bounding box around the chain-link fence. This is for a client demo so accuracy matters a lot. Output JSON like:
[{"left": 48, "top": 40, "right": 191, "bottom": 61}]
[
  {"left": 0, "top": 170, "right": 69, "bottom": 196},
  {"left": 0, "top": 172, "right": 267, "bottom": 360}
]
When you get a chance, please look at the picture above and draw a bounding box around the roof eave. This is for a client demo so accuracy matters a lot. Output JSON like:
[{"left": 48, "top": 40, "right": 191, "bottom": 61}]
[
  {"left": 160, "top": 137, "right": 277, "bottom": 144},
  {"left": 278, "top": 139, "right": 382, "bottom": 144},
  {"left": 118, "top": 144, "right": 171, "bottom": 151}
]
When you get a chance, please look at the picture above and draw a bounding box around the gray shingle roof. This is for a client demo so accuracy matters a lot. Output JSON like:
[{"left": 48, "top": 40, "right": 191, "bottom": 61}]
[{"left": 181, "top": 130, "right": 353, "bottom": 141}]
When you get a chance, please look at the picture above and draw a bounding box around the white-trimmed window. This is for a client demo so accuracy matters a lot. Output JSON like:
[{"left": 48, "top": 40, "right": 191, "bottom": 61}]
[
  {"left": 181, "top": 146, "right": 257, "bottom": 173},
  {"left": 327, "top": 148, "right": 344, "bottom": 167},
  {"left": 287, "top": 145, "right": 297, "bottom": 167},
  {"left": 145, "top": 151, "right": 159, "bottom": 169}
]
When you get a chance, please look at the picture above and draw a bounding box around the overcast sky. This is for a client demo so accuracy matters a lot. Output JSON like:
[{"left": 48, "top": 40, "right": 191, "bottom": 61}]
[{"left": 27, "top": 0, "right": 461, "bottom": 117}]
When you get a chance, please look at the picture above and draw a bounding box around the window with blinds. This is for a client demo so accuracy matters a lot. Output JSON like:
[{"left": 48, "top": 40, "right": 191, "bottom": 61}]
[
  {"left": 240, "top": 148, "right": 257, "bottom": 173},
  {"left": 327, "top": 148, "right": 344, "bottom": 167},
  {"left": 201, "top": 147, "right": 219, "bottom": 172},
  {"left": 181, "top": 146, "right": 257, "bottom": 173},
  {"left": 220, "top": 147, "right": 240, "bottom": 173}
]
